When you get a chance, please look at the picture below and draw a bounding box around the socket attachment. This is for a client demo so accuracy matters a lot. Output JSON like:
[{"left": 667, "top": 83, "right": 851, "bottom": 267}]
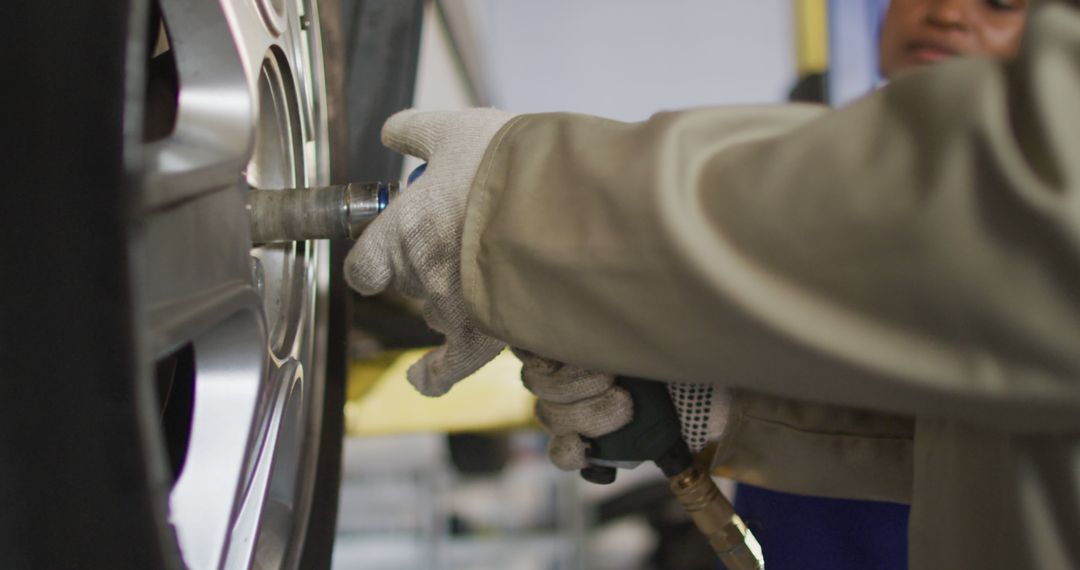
[{"left": 247, "top": 181, "right": 400, "bottom": 243}]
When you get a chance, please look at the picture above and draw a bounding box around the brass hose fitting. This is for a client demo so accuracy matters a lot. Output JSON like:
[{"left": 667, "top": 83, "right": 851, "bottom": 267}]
[{"left": 669, "top": 466, "right": 765, "bottom": 570}]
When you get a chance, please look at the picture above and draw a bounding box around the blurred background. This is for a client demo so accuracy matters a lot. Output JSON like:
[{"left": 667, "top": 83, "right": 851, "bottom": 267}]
[{"left": 333, "top": 1, "right": 887, "bottom": 568}]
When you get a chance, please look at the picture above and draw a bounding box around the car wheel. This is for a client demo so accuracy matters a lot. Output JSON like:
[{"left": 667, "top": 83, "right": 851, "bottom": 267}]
[{"left": 4, "top": 0, "right": 346, "bottom": 568}]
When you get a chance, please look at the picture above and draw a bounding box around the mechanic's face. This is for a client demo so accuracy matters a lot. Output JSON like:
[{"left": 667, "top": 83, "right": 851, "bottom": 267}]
[{"left": 878, "top": 0, "right": 1029, "bottom": 78}]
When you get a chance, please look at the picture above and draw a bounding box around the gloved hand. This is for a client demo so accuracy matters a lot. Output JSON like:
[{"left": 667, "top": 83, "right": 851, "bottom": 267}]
[
  {"left": 346, "top": 109, "right": 516, "bottom": 396},
  {"left": 513, "top": 348, "right": 635, "bottom": 470},
  {"left": 516, "top": 348, "right": 732, "bottom": 470}
]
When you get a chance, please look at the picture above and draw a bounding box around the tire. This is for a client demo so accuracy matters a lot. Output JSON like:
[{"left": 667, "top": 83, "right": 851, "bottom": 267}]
[{"left": 4, "top": 0, "right": 347, "bottom": 568}]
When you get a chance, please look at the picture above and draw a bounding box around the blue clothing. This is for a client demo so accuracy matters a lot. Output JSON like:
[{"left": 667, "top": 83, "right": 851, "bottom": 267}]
[{"left": 729, "top": 483, "right": 909, "bottom": 570}]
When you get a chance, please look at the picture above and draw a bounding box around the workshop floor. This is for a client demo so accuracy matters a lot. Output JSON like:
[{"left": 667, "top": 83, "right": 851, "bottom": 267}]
[{"left": 331, "top": 431, "right": 670, "bottom": 570}]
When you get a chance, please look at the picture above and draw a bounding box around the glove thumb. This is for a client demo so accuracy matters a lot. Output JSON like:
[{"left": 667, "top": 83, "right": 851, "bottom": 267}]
[{"left": 406, "top": 334, "right": 505, "bottom": 396}]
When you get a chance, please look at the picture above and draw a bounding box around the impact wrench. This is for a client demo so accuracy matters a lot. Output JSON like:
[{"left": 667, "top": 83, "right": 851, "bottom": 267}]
[
  {"left": 244, "top": 167, "right": 765, "bottom": 568},
  {"left": 583, "top": 378, "right": 765, "bottom": 569}
]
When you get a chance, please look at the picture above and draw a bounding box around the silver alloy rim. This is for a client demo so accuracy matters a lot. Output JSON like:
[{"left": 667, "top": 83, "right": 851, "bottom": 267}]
[{"left": 133, "top": 0, "right": 331, "bottom": 567}]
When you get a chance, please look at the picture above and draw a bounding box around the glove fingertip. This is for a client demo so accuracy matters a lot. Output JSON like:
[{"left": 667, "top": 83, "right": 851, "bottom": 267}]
[
  {"left": 406, "top": 351, "right": 453, "bottom": 397},
  {"left": 609, "top": 386, "right": 636, "bottom": 423},
  {"left": 609, "top": 386, "right": 630, "bottom": 427},
  {"left": 344, "top": 243, "right": 391, "bottom": 296},
  {"left": 380, "top": 109, "right": 420, "bottom": 143},
  {"left": 548, "top": 435, "right": 589, "bottom": 471},
  {"left": 381, "top": 109, "right": 437, "bottom": 160},
  {"left": 574, "top": 388, "right": 634, "bottom": 438}
]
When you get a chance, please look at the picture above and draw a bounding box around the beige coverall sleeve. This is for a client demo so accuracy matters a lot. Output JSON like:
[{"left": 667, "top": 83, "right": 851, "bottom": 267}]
[{"left": 461, "top": 4, "right": 1080, "bottom": 433}]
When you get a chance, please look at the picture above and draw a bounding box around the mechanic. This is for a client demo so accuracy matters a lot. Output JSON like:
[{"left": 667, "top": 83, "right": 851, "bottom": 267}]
[
  {"left": 731, "top": 1, "right": 1033, "bottom": 568},
  {"left": 347, "top": 1, "right": 1080, "bottom": 568}
]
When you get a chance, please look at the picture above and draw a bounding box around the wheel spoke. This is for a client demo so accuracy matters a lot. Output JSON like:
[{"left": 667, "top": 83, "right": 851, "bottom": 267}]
[
  {"left": 224, "top": 358, "right": 306, "bottom": 569},
  {"left": 168, "top": 313, "right": 265, "bottom": 570},
  {"left": 146, "top": 0, "right": 256, "bottom": 209},
  {"left": 140, "top": 188, "right": 258, "bottom": 357}
]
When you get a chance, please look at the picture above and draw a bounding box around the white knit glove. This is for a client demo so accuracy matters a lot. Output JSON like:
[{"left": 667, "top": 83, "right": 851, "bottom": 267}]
[
  {"left": 346, "top": 109, "right": 516, "bottom": 396},
  {"left": 515, "top": 348, "right": 732, "bottom": 470},
  {"left": 513, "top": 349, "right": 635, "bottom": 470},
  {"left": 666, "top": 382, "right": 732, "bottom": 456}
]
